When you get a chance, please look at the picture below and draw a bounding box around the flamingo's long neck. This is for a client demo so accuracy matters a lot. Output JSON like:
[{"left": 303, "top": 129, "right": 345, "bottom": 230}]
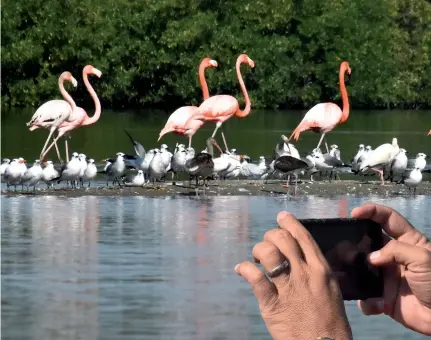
[
  {"left": 59, "top": 76, "right": 77, "bottom": 111},
  {"left": 199, "top": 63, "right": 211, "bottom": 100},
  {"left": 339, "top": 66, "right": 349, "bottom": 123},
  {"left": 235, "top": 59, "right": 251, "bottom": 118},
  {"left": 82, "top": 71, "right": 101, "bottom": 126}
]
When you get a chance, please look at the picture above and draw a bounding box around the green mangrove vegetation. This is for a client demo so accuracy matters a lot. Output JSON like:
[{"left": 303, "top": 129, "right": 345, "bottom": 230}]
[{"left": 2, "top": 0, "right": 431, "bottom": 110}]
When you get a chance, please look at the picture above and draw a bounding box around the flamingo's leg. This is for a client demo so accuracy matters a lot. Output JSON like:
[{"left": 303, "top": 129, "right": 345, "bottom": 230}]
[
  {"left": 220, "top": 128, "right": 229, "bottom": 153},
  {"left": 40, "top": 128, "right": 57, "bottom": 161},
  {"left": 188, "top": 136, "right": 192, "bottom": 149},
  {"left": 54, "top": 140, "right": 63, "bottom": 163},
  {"left": 324, "top": 140, "right": 330, "bottom": 154},
  {"left": 316, "top": 133, "right": 326, "bottom": 152},
  {"left": 371, "top": 167, "right": 385, "bottom": 186},
  {"left": 41, "top": 131, "right": 65, "bottom": 161},
  {"left": 65, "top": 138, "right": 70, "bottom": 163},
  {"left": 210, "top": 122, "right": 222, "bottom": 138}
]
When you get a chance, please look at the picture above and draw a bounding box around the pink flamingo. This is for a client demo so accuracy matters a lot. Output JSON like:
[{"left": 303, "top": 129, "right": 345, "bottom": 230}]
[
  {"left": 157, "top": 58, "right": 218, "bottom": 148},
  {"left": 182, "top": 54, "right": 255, "bottom": 152},
  {"left": 41, "top": 65, "right": 102, "bottom": 162},
  {"left": 27, "top": 72, "right": 78, "bottom": 162},
  {"left": 289, "top": 61, "right": 352, "bottom": 153}
]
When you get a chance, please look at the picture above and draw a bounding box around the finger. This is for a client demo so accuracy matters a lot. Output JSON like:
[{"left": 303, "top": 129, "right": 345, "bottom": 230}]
[
  {"left": 235, "top": 261, "right": 278, "bottom": 307},
  {"left": 381, "top": 264, "right": 401, "bottom": 316},
  {"left": 252, "top": 241, "right": 291, "bottom": 285},
  {"left": 357, "top": 299, "right": 384, "bottom": 315},
  {"left": 277, "top": 211, "right": 328, "bottom": 267},
  {"left": 263, "top": 229, "right": 304, "bottom": 268},
  {"left": 351, "top": 203, "right": 425, "bottom": 245},
  {"left": 369, "top": 239, "right": 431, "bottom": 268}
]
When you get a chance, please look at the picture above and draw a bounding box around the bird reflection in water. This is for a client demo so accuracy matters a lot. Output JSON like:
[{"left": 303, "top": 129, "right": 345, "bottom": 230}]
[{"left": 29, "top": 196, "right": 100, "bottom": 340}]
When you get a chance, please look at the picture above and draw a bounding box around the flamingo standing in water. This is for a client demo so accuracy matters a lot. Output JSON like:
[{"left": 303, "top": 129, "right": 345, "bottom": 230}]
[
  {"left": 41, "top": 65, "right": 102, "bottom": 162},
  {"left": 289, "top": 61, "right": 352, "bottom": 153},
  {"left": 157, "top": 57, "right": 218, "bottom": 148},
  {"left": 26, "top": 72, "right": 78, "bottom": 162},
  {"left": 182, "top": 54, "right": 255, "bottom": 152}
]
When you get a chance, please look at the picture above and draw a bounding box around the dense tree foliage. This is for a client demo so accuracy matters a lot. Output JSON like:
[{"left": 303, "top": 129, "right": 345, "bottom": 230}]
[{"left": 2, "top": 0, "right": 431, "bottom": 110}]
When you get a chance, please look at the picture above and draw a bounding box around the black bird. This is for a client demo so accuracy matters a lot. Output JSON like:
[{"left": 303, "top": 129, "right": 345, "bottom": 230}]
[
  {"left": 274, "top": 155, "right": 309, "bottom": 195},
  {"left": 185, "top": 137, "right": 220, "bottom": 195}
]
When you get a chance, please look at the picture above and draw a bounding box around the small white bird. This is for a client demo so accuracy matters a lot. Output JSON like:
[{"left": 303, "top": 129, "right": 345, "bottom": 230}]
[
  {"left": 83, "top": 159, "right": 97, "bottom": 187},
  {"left": 400, "top": 167, "right": 422, "bottom": 194},
  {"left": 56, "top": 152, "right": 81, "bottom": 188},
  {"left": 21, "top": 159, "right": 43, "bottom": 191},
  {"left": 160, "top": 144, "right": 173, "bottom": 170},
  {"left": 4, "top": 158, "right": 26, "bottom": 190},
  {"left": 105, "top": 152, "right": 127, "bottom": 187},
  {"left": 359, "top": 138, "right": 400, "bottom": 185},
  {"left": 78, "top": 153, "right": 88, "bottom": 188},
  {"left": 408, "top": 153, "right": 427, "bottom": 172},
  {"left": 386, "top": 148, "right": 408, "bottom": 182},
  {"left": 42, "top": 161, "right": 59, "bottom": 188},
  {"left": 170, "top": 144, "right": 187, "bottom": 179},
  {"left": 0, "top": 158, "right": 11, "bottom": 179},
  {"left": 240, "top": 156, "right": 266, "bottom": 179},
  {"left": 123, "top": 169, "right": 145, "bottom": 187},
  {"left": 351, "top": 144, "right": 365, "bottom": 174},
  {"left": 148, "top": 149, "right": 167, "bottom": 183},
  {"left": 329, "top": 144, "right": 341, "bottom": 160}
]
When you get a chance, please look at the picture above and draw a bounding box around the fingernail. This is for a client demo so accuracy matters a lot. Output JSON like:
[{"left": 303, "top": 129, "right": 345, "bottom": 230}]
[
  {"left": 369, "top": 251, "right": 380, "bottom": 260},
  {"left": 277, "top": 211, "right": 289, "bottom": 222},
  {"left": 234, "top": 264, "right": 241, "bottom": 275}
]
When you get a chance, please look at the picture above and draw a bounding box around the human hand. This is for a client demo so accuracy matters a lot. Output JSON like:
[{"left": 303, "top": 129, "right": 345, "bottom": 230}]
[
  {"left": 352, "top": 203, "right": 431, "bottom": 335},
  {"left": 234, "top": 211, "right": 353, "bottom": 340}
]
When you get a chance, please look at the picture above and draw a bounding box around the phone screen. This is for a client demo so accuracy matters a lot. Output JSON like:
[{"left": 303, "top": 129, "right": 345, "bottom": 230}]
[{"left": 297, "top": 218, "right": 384, "bottom": 301}]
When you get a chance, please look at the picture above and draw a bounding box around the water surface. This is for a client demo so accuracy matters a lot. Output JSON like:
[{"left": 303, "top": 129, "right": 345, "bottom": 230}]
[{"left": 2, "top": 194, "right": 430, "bottom": 339}]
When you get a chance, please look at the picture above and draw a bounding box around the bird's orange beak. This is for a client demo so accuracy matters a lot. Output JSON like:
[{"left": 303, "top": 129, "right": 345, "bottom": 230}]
[{"left": 43, "top": 161, "right": 48, "bottom": 166}]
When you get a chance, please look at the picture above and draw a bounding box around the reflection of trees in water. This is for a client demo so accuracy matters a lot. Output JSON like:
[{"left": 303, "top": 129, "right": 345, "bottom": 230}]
[{"left": 1, "top": 196, "right": 100, "bottom": 340}]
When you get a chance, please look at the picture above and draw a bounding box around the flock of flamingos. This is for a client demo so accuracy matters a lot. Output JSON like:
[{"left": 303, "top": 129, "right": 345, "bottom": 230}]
[{"left": 1, "top": 54, "right": 430, "bottom": 195}]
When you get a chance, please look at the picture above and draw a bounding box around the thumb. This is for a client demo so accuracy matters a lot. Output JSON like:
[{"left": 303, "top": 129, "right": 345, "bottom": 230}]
[{"left": 369, "top": 239, "right": 430, "bottom": 267}]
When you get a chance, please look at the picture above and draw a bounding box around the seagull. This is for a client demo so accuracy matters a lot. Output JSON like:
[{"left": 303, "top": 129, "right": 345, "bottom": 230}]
[
  {"left": 329, "top": 144, "right": 341, "bottom": 160},
  {"left": 55, "top": 152, "right": 81, "bottom": 188},
  {"left": 160, "top": 144, "right": 173, "bottom": 171},
  {"left": 351, "top": 144, "right": 365, "bottom": 174},
  {"left": 170, "top": 144, "right": 187, "bottom": 180},
  {"left": 4, "top": 158, "right": 26, "bottom": 190},
  {"left": 148, "top": 149, "right": 167, "bottom": 184},
  {"left": 386, "top": 148, "right": 408, "bottom": 182},
  {"left": 124, "top": 129, "right": 146, "bottom": 158},
  {"left": 399, "top": 167, "right": 422, "bottom": 194},
  {"left": 0, "top": 158, "right": 11, "bottom": 179},
  {"left": 42, "top": 161, "right": 59, "bottom": 188},
  {"left": 359, "top": 138, "right": 399, "bottom": 185},
  {"left": 312, "top": 149, "right": 347, "bottom": 181},
  {"left": 123, "top": 170, "right": 145, "bottom": 187},
  {"left": 240, "top": 156, "right": 266, "bottom": 179},
  {"left": 407, "top": 153, "right": 427, "bottom": 172},
  {"left": 78, "top": 153, "right": 88, "bottom": 188},
  {"left": 105, "top": 152, "right": 127, "bottom": 187},
  {"left": 83, "top": 159, "right": 97, "bottom": 187},
  {"left": 21, "top": 159, "right": 43, "bottom": 191}
]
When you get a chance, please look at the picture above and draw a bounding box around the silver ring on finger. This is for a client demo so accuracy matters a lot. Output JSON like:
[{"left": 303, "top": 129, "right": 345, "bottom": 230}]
[{"left": 267, "top": 260, "right": 290, "bottom": 278}]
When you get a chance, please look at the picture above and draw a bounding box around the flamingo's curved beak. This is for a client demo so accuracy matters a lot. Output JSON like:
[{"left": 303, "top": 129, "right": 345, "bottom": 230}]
[
  {"left": 209, "top": 60, "right": 218, "bottom": 68},
  {"left": 158, "top": 127, "right": 177, "bottom": 142},
  {"left": 247, "top": 57, "right": 255, "bottom": 68},
  {"left": 93, "top": 68, "right": 102, "bottom": 78},
  {"left": 71, "top": 77, "right": 78, "bottom": 87}
]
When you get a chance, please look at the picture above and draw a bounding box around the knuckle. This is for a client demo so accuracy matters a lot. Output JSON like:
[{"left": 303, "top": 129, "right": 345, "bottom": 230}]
[{"left": 418, "top": 248, "right": 431, "bottom": 263}]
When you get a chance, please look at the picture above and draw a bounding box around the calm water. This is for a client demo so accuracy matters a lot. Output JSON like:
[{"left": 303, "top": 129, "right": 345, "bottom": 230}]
[
  {"left": 1, "top": 194, "right": 431, "bottom": 340},
  {"left": 1, "top": 108, "right": 430, "bottom": 161}
]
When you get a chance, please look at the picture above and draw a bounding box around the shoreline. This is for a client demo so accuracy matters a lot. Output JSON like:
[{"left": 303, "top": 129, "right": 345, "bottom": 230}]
[{"left": 2, "top": 179, "right": 431, "bottom": 198}]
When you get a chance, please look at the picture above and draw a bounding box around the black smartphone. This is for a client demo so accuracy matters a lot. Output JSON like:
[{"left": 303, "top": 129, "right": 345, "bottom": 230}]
[{"left": 296, "top": 218, "right": 384, "bottom": 301}]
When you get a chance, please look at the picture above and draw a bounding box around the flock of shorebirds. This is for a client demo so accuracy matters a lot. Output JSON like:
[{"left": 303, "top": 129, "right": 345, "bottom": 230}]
[
  {"left": 1, "top": 56, "right": 430, "bottom": 195},
  {"left": 1, "top": 131, "right": 429, "bottom": 195}
]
